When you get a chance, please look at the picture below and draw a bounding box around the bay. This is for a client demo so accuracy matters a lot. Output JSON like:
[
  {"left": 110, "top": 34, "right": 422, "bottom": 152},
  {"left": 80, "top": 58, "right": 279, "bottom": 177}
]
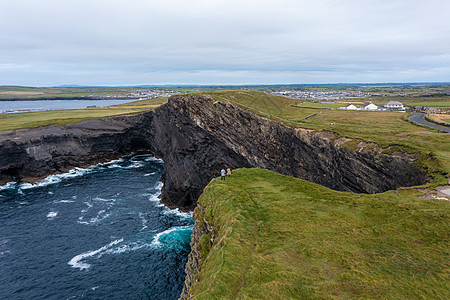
[{"left": 0, "top": 99, "right": 139, "bottom": 114}]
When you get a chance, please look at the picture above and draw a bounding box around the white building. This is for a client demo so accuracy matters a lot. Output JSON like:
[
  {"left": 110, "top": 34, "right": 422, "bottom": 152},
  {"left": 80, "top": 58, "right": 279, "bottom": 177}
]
[
  {"left": 384, "top": 101, "right": 404, "bottom": 110},
  {"left": 361, "top": 102, "right": 378, "bottom": 110},
  {"left": 345, "top": 104, "right": 357, "bottom": 110}
]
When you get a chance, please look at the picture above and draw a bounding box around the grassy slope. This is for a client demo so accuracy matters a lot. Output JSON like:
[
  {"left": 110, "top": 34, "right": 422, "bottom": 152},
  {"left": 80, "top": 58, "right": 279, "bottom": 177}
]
[
  {"left": 191, "top": 169, "right": 449, "bottom": 299},
  {"left": 0, "top": 97, "right": 168, "bottom": 131},
  {"left": 205, "top": 91, "right": 449, "bottom": 180}
]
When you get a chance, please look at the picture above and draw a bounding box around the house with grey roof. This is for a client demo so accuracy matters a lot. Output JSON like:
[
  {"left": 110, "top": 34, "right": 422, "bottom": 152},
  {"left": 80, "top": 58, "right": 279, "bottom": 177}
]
[{"left": 384, "top": 101, "right": 404, "bottom": 110}]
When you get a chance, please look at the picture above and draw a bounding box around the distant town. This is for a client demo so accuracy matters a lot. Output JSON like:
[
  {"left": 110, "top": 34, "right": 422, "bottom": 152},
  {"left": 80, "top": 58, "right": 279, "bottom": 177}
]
[
  {"left": 87, "top": 89, "right": 182, "bottom": 99},
  {"left": 268, "top": 90, "right": 371, "bottom": 101}
]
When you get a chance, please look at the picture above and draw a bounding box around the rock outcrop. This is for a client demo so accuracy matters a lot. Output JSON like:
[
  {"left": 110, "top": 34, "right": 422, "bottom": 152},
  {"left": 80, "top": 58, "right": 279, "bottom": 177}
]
[
  {"left": 0, "top": 116, "right": 141, "bottom": 184},
  {"left": 0, "top": 94, "right": 426, "bottom": 210}
]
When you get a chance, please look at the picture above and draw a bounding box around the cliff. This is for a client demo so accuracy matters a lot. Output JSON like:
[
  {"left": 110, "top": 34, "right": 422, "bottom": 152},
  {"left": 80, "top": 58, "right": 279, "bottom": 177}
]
[
  {"left": 1, "top": 94, "right": 426, "bottom": 210},
  {"left": 179, "top": 169, "right": 449, "bottom": 299},
  {"left": 0, "top": 115, "right": 142, "bottom": 183}
]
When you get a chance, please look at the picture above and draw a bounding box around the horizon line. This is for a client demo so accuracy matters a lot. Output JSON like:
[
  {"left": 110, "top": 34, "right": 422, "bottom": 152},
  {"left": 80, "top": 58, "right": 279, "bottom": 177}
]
[{"left": 1, "top": 81, "right": 450, "bottom": 88}]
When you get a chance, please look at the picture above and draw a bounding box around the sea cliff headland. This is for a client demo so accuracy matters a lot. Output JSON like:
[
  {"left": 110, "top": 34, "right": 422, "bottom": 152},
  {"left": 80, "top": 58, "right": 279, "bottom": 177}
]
[{"left": 0, "top": 93, "right": 427, "bottom": 210}]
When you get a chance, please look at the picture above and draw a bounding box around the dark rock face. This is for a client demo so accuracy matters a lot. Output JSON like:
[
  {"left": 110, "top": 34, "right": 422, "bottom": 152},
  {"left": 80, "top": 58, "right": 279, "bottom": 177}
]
[
  {"left": 0, "top": 117, "right": 140, "bottom": 184},
  {"left": 144, "top": 95, "right": 425, "bottom": 209},
  {"left": 0, "top": 94, "right": 426, "bottom": 210}
]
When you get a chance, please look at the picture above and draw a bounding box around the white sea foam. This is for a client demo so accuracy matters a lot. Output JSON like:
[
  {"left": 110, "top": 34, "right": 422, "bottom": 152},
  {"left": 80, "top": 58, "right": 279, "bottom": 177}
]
[
  {"left": 93, "top": 197, "right": 115, "bottom": 203},
  {"left": 47, "top": 211, "right": 58, "bottom": 219},
  {"left": 81, "top": 202, "right": 93, "bottom": 213},
  {"left": 148, "top": 194, "right": 161, "bottom": 202},
  {"left": 0, "top": 155, "right": 160, "bottom": 192},
  {"left": 151, "top": 225, "right": 193, "bottom": 247},
  {"left": 144, "top": 172, "right": 156, "bottom": 177},
  {"left": 54, "top": 199, "right": 74, "bottom": 203},
  {"left": 107, "top": 163, "right": 121, "bottom": 169},
  {"left": 68, "top": 238, "right": 123, "bottom": 270},
  {"left": 19, "top": 167, "right": 92, "bottom": 190},
  {"left": 89, "top": 210, "right": 111, "bottom": 224},
  {"left": 0, "top": 182, "right": 17, "bottom": 191},
  {"left": 124, "top": 162, "right": 143, "bottom": 169},
  {"left": 146, "top": 181, "right": 163, "bottom": 204},
  {"left": 155, "top": 181, "right": 163, "bottom": 190},
  {"left": 138, "top": 212, "right": 148, "bottom": 231},
  {"left": 162, "top": 207, "right": 193, "bottom": 219},
  {"left": 152, "top": 228, "right": 178, "bottom": 246},
  {"left": 78, "top": 209, "right": 111, "bottom": 225},
  {"left": 100, "top": 158, "right": 123, "bottom": 167},
  {"left": 8, "top": 156, "right": 138, "bottom": 191},
  {"left": 77, "top": 219, "right": 89, "bottom": 225},
  {"left": 144, "top": 156, "right": 164, "bottom": 163},
  {"left": 105, "top": 242, "right": 148, "bottom": 255}
]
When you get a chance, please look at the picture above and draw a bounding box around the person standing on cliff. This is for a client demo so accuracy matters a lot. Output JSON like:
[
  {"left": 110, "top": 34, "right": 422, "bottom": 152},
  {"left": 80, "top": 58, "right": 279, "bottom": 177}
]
[
  {"left": 220, "top": 169, "right": 226, "bottom": 180},
  {"left": 226, "top": 168, "right": 231, "bottom": 177}
]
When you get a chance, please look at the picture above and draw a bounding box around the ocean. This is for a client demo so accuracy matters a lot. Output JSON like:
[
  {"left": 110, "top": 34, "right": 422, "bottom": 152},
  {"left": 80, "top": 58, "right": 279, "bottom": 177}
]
[{"left": 0, "top": 153, "right": 192, "bottom": 299}]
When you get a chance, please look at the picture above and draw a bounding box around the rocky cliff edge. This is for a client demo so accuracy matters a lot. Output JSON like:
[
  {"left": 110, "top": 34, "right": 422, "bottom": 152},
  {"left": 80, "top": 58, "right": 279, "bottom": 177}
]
[{"left": 0, "top": 94, "right": 426, "bottom": 210}]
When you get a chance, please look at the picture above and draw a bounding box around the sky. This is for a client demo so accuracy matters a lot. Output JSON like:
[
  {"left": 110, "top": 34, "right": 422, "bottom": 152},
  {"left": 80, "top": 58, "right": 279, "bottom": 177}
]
[{"left": 1, "top": 0, "right": 449, "bottom": 86}]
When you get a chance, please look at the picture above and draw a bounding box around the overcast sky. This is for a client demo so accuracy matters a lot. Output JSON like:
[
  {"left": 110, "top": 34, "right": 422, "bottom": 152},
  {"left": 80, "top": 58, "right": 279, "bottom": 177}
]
[{"left": 1, "top": 0, "right": 449, "bottom": 86}]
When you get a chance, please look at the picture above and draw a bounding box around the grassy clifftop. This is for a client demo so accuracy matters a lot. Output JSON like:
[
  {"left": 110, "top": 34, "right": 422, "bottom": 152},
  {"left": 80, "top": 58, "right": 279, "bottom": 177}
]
[{"left": 188, "top": 168, "right": 449, "bottom": 299}]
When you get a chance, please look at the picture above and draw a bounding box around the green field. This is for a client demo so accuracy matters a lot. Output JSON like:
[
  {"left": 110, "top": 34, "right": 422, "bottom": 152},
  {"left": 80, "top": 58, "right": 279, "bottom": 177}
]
[
  {"left": 293, "top": 102, "right": 344, "bottom": 109},
  {"left": 189, "top": 169, "right": 449, "bottom": 299},
  {"left": 406, "top": 101, "right": 450, "bottom": 108},
  {"left": 0, "top": 97, "right": 167, "bottom": 131}
]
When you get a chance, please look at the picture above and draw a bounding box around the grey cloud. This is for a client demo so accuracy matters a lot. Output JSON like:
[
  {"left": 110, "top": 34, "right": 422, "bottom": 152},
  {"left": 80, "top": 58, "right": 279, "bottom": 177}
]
[{"left": 0, "top": 0, "right": 449, "bottom": 85}]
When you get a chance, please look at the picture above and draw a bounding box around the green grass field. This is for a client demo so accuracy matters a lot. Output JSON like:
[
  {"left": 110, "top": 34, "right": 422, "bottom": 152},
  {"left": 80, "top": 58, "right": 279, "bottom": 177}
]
[
  {"left": 0, "top": 97, "right": 167, "bottom": 131},
  {"left": 189, "top": 169, "right": 449, "bottom": 299},
  {"left": 293, "top": 102, "right": 344, "bottom": 109},
  {"left": 407, "top": 101, "right": 450, "bottom": 108}
]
